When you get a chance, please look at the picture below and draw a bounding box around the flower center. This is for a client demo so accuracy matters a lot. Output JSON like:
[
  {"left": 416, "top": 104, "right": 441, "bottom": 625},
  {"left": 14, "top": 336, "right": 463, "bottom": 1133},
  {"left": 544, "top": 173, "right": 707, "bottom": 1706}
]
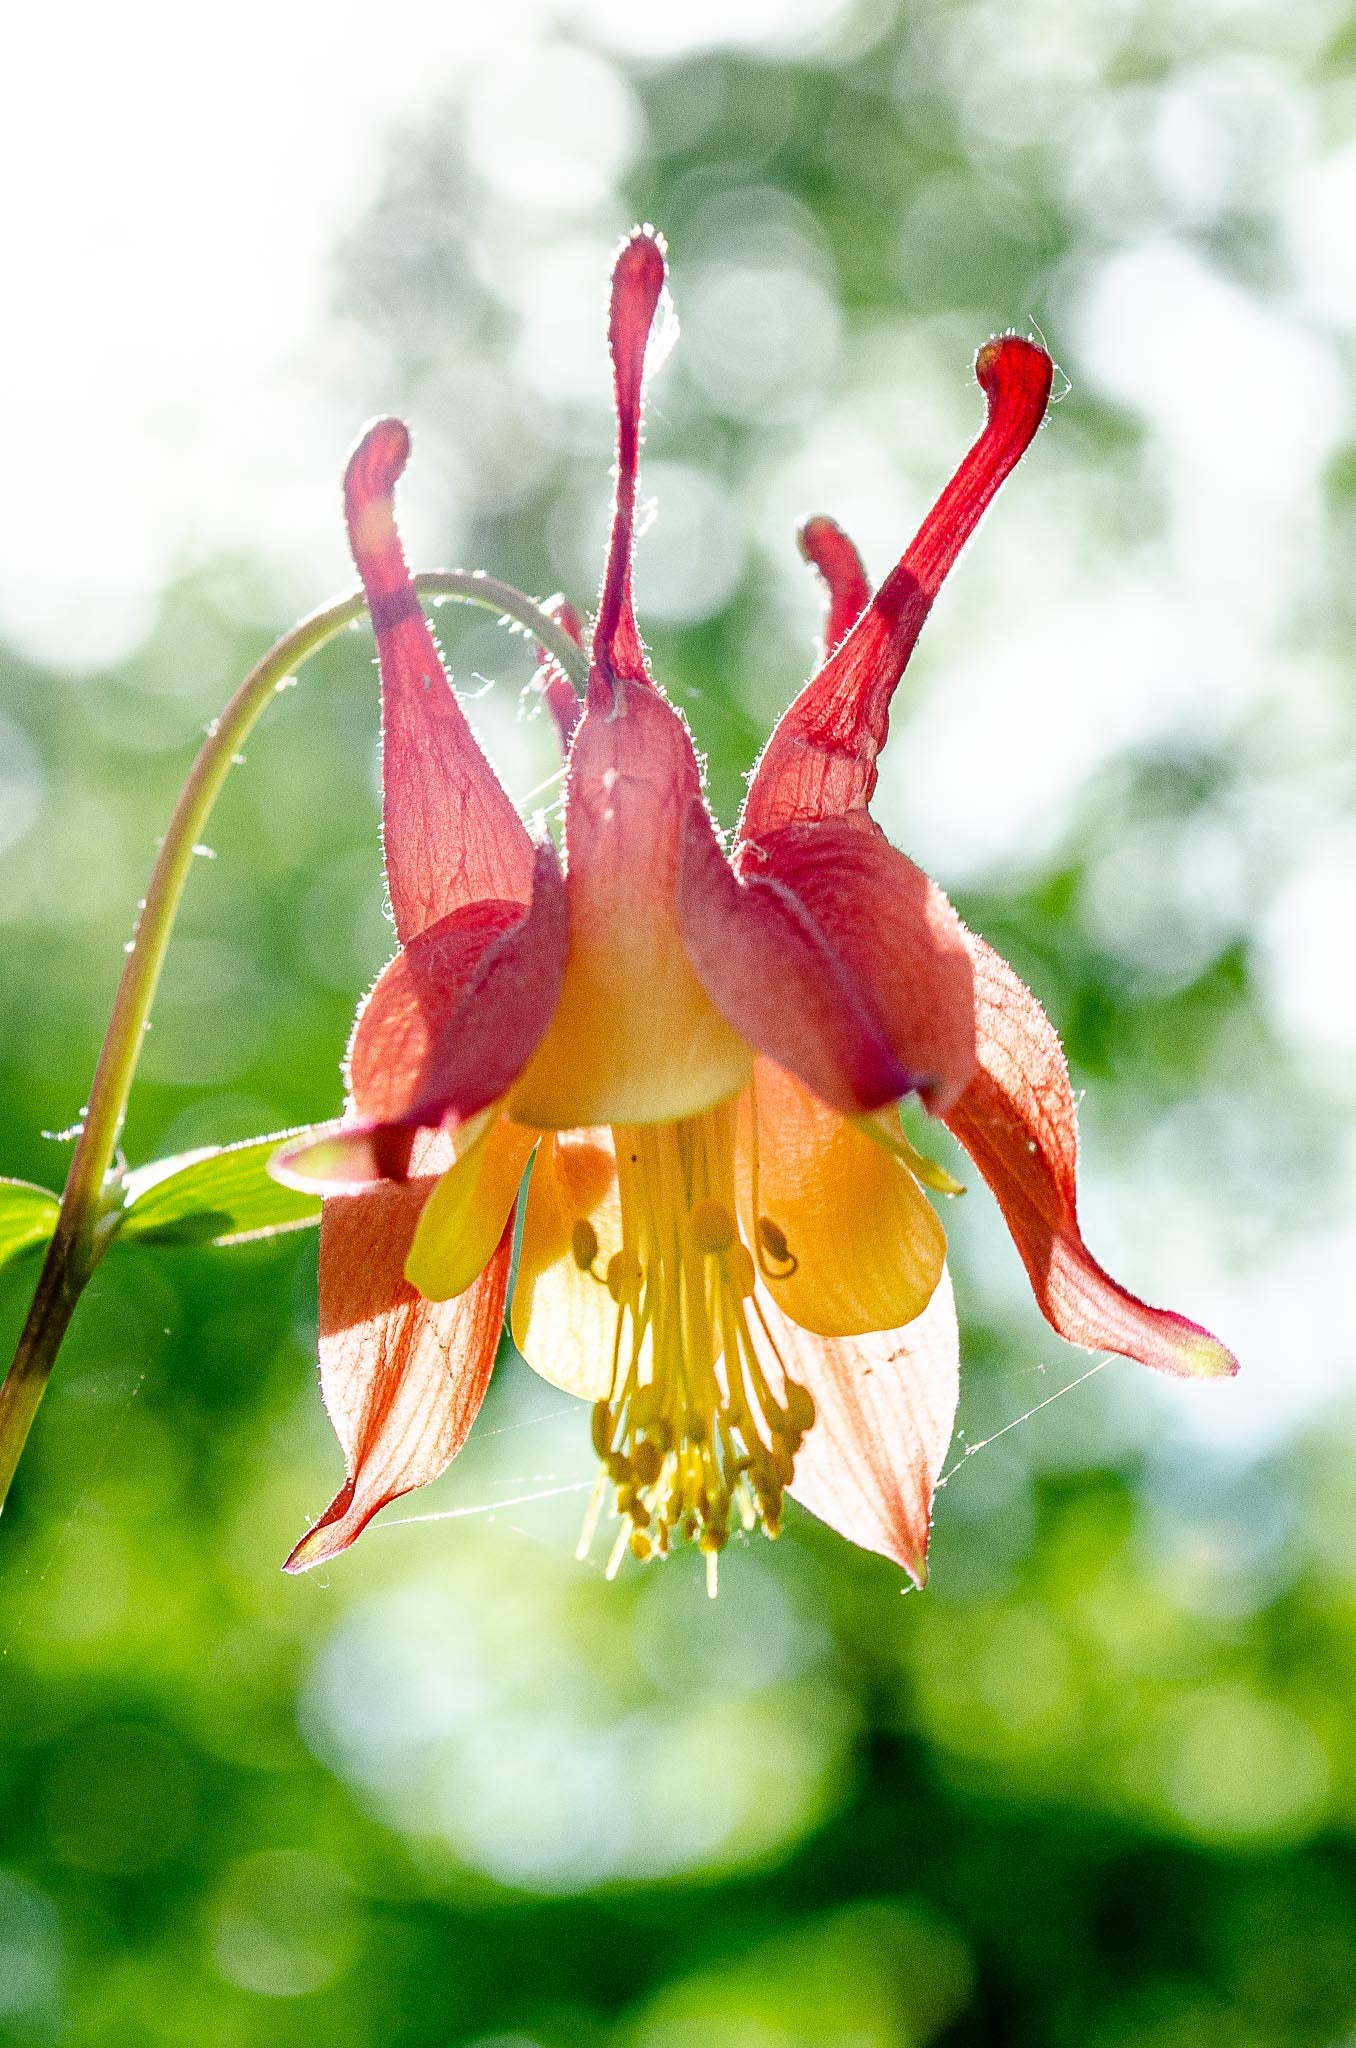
[{"left": 575, "top": 1102, "right": 815, "bottom": 1595}]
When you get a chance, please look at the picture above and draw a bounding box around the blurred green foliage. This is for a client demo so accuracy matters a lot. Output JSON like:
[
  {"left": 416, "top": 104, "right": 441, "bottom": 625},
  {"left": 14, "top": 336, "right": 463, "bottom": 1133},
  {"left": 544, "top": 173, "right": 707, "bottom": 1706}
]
[{"left": 3, "top": 3, "right": 1356, "bottom": 2044}]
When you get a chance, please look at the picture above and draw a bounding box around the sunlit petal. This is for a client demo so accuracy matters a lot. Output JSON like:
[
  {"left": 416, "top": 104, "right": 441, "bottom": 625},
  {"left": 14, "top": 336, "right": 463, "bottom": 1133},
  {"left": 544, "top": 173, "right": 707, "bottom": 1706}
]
[
  {"left": 769, "top": 1267, "right": 960, "bottom": 1585},
  {"left": 284, "top": 1133, "right": 510, "bottom": 1572},
  {"left": 511, "top": 1128, "right": 620, "bottom": 1398},
  {"left": 737, "top": 1062, "right": 945, "bottom": 1339}
]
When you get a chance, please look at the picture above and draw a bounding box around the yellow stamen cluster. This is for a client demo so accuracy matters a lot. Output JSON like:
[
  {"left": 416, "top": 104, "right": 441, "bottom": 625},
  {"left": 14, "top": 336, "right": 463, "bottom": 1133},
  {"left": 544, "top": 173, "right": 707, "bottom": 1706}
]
[{"left": 573, "top": 1104, "right": 815, "bottom": 1595}]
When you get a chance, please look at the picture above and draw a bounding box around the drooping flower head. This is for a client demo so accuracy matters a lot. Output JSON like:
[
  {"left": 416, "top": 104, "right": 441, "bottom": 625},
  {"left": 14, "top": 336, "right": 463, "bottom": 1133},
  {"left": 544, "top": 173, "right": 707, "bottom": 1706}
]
[{"left": 274, "top": 229, "right": 1235, "bottom": 1591}]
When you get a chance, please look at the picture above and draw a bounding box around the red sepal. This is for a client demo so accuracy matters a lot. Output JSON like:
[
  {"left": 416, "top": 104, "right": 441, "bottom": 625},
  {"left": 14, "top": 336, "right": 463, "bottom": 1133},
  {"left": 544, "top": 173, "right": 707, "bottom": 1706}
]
[
  {"left": 943, "top": 934, "right": 1239, "bottom": 1379},
  {"left": 679, "top": 808, "right": 976, "bottom": 1115}
]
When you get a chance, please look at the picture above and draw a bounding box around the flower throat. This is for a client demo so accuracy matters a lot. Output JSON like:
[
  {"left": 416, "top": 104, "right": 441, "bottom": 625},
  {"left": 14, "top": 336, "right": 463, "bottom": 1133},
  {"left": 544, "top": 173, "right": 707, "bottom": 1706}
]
[{"left": 576, "top": 1102, "right": 814, "bottom": 1595}]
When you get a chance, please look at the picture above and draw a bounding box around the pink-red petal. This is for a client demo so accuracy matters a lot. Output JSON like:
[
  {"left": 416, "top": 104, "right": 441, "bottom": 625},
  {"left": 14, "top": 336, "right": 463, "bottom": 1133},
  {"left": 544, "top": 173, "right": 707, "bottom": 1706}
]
[
  {"left": 744, "top": 336, "right": 1053, "bottom": 839},
  {"left": 350, "top": 839, "right": 566, "bottom": 1126},
  {"left": 679, "top": 807, "right": 976, "bottom": 1115},
  {"left": 284, "top": 1136, "right": 511, "bottom": 1572},
  {"left": 344, "top": 417, "right": 535, "bottom": 941},
  {"left": 677, "top": 801, "right": 912, "bottom": 1114},
  {"left": 943, "top": 933, "right": 1238, "bottom": 1379},
  {"left": 799, "top": 514, "right": 870, "bottom": 657},
  {"left": 770, "top": 1268, "right": 960, "bottom": 1584},
  {"left": 272, "top": 842, "right": 567, "bottom": 1192}
]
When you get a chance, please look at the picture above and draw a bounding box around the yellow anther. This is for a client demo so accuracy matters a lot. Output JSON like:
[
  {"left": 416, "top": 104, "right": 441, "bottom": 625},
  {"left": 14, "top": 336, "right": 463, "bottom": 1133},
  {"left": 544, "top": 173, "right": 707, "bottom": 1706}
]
[
  {"left": 571, "top": 1217, "right": 600, "bottom": 1272},
  {"left": 575, "top": 1107, "right": 820, "bottom": 1582},
  {"left": 785, "top": 1383, "right": 816, "bottom": 1436},
  {"left": 632, "top": 1439, "right": 663, "bottom": 1487},
  {"left": 687, "top": 1198, "right": 736, "bottom": 1256},
  {"left": 605, "top": 1248, "right": 642, "bottom": 1305}
]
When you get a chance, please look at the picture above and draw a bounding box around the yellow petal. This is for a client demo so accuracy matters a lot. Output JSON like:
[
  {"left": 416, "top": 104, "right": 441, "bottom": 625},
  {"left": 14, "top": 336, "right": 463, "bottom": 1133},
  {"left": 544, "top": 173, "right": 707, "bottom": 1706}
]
[
  {"left": 405, "top": 1117, "right": 537, "bottom": 1302},
  {"left": 859, "top": 1106, "right": 966, "bottom": 1196},
  {"left": 510, "top": 1129, "right": 621, "bottom": 1399},
  {"left": 737, "top": 1061, "right": 946, "bottom": 1339}
]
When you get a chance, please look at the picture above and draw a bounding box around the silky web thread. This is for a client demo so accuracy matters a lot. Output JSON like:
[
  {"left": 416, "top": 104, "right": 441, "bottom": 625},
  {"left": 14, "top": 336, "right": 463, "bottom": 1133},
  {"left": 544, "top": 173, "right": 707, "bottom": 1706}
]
[{"left": 368, "top": 1353, "right": 1118, "bottom": 1557}]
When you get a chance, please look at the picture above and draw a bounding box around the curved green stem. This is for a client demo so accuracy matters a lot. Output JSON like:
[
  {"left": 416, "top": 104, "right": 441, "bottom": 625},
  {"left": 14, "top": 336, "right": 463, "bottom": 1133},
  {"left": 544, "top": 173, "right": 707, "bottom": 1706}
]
[{"left": 0, "top": 572, "right": 586, "bottom": 1514}]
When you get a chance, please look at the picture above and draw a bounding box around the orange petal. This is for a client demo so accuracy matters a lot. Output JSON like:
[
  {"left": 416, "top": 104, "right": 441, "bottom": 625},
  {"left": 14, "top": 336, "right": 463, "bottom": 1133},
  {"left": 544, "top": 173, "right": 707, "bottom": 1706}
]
[
  {"left": 510, "top": 686, "right": 753, "bottom": 1127},
  {"left": 768, "top": 1267, "right": 960, "bottom": 1584},
  {"left": 944, "top": 933, "right": 1239, "bottom": 1379},
  {"left": 405, "top": 1118, "right": 537, "bottom": 1302},
  {"left": 510, "top": 1128, "right": 620, "bottom": 1399},
  {"left": 737, "top": 1063, "right": 945, "bottom": 1339},
  {"left": 284, "top": 1133, "right": 510, "bottom": 1571},
  {"left": 798, "top": 514, "right": 870, "bottom": 656},
  {"left": 344, "top": 418, "right": 535, "bottom": 940},
  {"left": 744, "top": 336, "right": 1053, "bottom": 837},
  {"left": 681, "top": 808, "right": 976, "bottom": 1116}
]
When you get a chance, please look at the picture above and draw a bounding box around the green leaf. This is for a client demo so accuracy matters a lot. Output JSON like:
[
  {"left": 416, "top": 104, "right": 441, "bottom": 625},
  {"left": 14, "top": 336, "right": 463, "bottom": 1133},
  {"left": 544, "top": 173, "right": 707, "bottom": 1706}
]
[
  {"left": 0, "top": 1178, "right": 62, "bottom": 1270},
  {"left": 119, "top": 1131, "right": 324, "bottom": 1249}
]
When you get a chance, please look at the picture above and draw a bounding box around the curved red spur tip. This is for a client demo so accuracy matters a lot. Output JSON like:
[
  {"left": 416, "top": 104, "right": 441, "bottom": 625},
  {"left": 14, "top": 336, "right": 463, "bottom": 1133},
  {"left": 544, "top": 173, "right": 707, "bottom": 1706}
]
[
  {"left": 535, "top": 596, "right": 584, "bottom": 754},
  {"left": 743, "top": 333, "right": 1054, "bottom": 838},
  {"left": 798, "top": 515, "right": 871, "bottom": 658},
  {"left": 590, "top": 229, "right": 668, "bottom": 703}
]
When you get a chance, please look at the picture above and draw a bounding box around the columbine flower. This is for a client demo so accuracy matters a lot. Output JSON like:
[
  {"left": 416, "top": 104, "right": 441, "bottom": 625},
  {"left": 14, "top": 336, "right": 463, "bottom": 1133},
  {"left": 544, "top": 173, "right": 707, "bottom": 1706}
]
[{"left": 273, "top": 229, "right": 1235, "bottom": 1589}]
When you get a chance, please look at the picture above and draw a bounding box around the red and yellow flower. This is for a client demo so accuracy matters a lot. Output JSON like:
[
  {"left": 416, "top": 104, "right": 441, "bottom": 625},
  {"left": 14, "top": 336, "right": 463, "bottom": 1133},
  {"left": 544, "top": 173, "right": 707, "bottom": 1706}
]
[{"left": 273, "top": 230, "right": 1235, "bottom": 1589}]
